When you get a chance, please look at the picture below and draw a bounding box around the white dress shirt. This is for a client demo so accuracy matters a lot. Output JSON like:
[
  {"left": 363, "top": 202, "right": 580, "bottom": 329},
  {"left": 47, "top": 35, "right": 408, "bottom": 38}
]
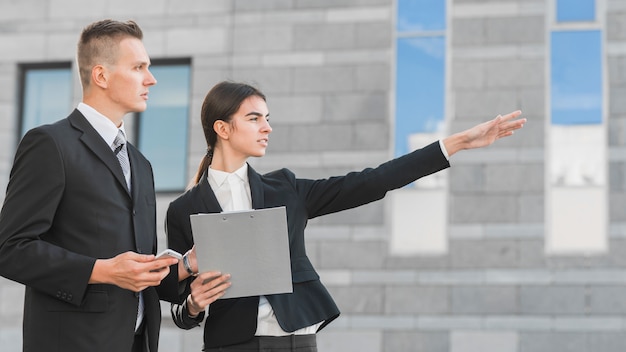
[{"left": 76, "top": 103, "right": 143, "bottom": 331}]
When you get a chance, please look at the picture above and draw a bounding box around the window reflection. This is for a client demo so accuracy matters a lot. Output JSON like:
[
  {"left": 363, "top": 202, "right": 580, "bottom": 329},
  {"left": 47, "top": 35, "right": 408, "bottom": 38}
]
[
  {"left": 20, "top": 65, "right": 73, "bottom": 136},
  {"left": 137, "top": 63, "right": 191, "bottom": 192},
  {"left": 395, "top": 36, "right": 445, "bottom": 156},
  {"left": 397, "top": 0, "right": 445, "bottom": 32},
  {"left": 551, "top": 30, "right": 602, "bottom": 125},
  {"left": 556, "top": 0, "right": 595, "bottom": 22},
  {"left": 395, "top": 0, "right": 446, "bottom": 159}
]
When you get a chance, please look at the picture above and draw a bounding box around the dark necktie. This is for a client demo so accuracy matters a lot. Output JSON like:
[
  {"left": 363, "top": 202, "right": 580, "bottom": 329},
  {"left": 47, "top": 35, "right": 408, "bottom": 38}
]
[{"left": 112, "top": 129, "right": 131, "bottom": 191}]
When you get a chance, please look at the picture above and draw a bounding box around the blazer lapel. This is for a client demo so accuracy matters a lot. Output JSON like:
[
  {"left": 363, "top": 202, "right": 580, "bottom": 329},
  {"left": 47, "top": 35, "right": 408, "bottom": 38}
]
[
  {"left": 198, "top": 172, "right": 224, "bottom": 213},
  {"left": 68, "top": 110, "right": 131, "bottom": 198},
  {"left": 247, "top": 165, "right": 265, "bottom": 210},
  {"left": 127, "top": 143, "right": 155, "bottom": 254}
]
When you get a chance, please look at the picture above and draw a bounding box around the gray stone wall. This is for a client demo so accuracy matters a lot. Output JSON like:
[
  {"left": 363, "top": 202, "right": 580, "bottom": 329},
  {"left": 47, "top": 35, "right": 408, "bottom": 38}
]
[{"left": 1, "top": 0, "right": 625, "bottom": 351}]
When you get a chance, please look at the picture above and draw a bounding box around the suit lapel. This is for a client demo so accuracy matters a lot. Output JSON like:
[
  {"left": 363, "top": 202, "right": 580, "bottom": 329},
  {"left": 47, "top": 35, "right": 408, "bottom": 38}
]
[
  {"left": 198, "top": 172, "right": 224, "bottom": 213},
  {"left": 248, "top": 165, "right": 265, "bottom": 210},
  {"left": 68, "top": 110, "right": 131, "bottom": 198}
]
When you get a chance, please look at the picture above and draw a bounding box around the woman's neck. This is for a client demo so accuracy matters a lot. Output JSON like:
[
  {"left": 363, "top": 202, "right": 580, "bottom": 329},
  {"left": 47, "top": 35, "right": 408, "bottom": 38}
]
[{"left": 210, "top": 150, "right": 247, "bottom": 173}]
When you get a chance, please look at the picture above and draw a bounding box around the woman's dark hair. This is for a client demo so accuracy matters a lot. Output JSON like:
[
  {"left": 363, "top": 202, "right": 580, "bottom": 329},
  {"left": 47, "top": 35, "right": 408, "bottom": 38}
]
[{"left": 191, "top": 81, "right": 266, "bottom": 186}]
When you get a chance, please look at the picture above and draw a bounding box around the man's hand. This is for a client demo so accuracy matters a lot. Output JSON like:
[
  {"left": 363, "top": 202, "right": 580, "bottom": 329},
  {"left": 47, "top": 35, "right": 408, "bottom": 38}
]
[{"left": 90, "top": 251, "right": 178, "bottom": 292}]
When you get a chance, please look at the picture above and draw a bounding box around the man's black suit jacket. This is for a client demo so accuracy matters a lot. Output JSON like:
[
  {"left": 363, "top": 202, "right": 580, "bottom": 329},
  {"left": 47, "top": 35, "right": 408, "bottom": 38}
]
[
  {"left": 0, "top": 110, "right": 160, "bottom": 352},
  {"left": 158, "top": 140, "right": 450, "bottom": 348}
]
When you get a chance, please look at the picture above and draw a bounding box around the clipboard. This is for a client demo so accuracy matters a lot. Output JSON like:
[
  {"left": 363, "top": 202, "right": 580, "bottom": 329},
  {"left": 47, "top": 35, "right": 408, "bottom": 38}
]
[{"left": 189, "top": 206, "right": 293, "bottom": 299}]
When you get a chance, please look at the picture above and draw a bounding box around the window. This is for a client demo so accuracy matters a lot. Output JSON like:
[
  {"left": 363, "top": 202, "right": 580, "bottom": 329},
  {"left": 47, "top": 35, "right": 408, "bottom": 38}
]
[
  {"left": 19, "top": 63, "right": 73, "bottom": 136},
  {"left": 136, "top": 60, "right": 191, "bottom": 192},
  {"left": 551, "top": 30, "right": 602, "bottom": 125},
  {"left": 390, "top": 0, "right": 448, "bottom": 256},
  {"left": 547, "top": 0, "right": 606, "bottom": 254},
  {"left": 395, "top": 0, "right": 446, "bottom": 158},
  {"left": 556, "top": 0, "right": 596, "bottom": 22},
  {"left": 397, "top": 0, "right": 445, "bottom": 32}
]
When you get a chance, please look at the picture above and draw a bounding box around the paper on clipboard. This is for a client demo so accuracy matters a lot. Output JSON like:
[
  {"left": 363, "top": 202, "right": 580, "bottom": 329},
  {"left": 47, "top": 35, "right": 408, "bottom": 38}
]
[{"left": 190, "top": 206, "right": 292, "bottom": 299}]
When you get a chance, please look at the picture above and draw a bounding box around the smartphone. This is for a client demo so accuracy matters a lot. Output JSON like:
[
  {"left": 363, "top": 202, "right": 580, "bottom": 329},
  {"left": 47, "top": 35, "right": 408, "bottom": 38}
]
[{"left": 155, "top": 249, "right": 183, "bottom": 261}]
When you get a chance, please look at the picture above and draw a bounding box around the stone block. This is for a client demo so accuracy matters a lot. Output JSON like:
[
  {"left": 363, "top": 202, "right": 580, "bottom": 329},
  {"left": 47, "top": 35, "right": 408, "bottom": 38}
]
[
  {"left": 588, "top": 285, "right": 626, "bottom": 314},
  {"left": 293, "top": 66, "right": 355, "bottom": 93},
  {"left": 294, "top": 23, "right": 356, "bottom": 51},
  {"left": 319, "top": 240, "right": 387, "bottom": 269},
  {"left": 520, "top": 285, "right": 586, "bottom": 314},
  {"left": 450, "top": 194, "right": 519, "bottom": 223},
  {"left": 385, "top": 285, "right": 449, "bottom": 314},
  {"left": 452, "top": 19, "right": 486, "bottom": 47},
  {"left": 451, "top": 286, "right": 518, "bottom": 314},
  {"left": 485, "top": 59, "right": 544, "bottom": 88},
  {"left": 519, "top": 332, "right": 587, "bottom": 352},
  {"left": 317, "top": 330, "right": 382, "bottom": 352},
  {"left": 485, "top": 16, "right": 544, "bottom": 45},
  {"left": 383, "top": 331, "right": 449, "bottom": 352},
  {"left": 451, "top": 331, "right": 518, "bottom": 352},
  {"left": 327, "top": 285, "right": 384, "bottom": 313},
  {"left": 449, "top": 239, "right": 518, "bottom": 268},
  {"left": 452, "top": 60, "right": 486, "bottom": 89},
  {"left": 233, "top": 25, "right": 293, "bottom": 53},
  {"left": 355, "top": 64, "right": 390, "bottom": 91},
  {"left": 356, "top": 22, "right": 391, "bottom": 49},
  {"left": 323, "top": 92, "right": 387, "bottom": 122}
]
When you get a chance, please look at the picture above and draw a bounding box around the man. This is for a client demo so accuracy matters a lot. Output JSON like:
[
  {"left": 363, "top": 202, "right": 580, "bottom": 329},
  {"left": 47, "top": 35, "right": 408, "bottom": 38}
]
[{"left": 0, "top": 19, "right": 177, "bottom": 352}]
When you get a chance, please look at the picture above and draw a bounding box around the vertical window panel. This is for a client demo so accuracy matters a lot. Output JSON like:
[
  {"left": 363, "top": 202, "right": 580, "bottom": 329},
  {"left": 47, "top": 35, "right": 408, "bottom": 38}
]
[
  {"left": 551, "top": 30, "right": 602, "bottom": 125},
  {"left": 137, "top": 63, "right": 190, "bottom": 192},
  {"left": 395, "top": 36, "right": 445, "bottom": 157},
  {"left": 556, "top": 0, "right": 596, "bottom": 22},
  {"left": 547, "top": 0, "right": 606, "bottom": 255},
  {"left": 391, "top": 0, "right": 447, "bottom": 256},
  {"left": 20, "top": 65, "right": 73, "bottom": 136},
  {"left": 397, "top": 0, "right": 445, "bottom": 32}
]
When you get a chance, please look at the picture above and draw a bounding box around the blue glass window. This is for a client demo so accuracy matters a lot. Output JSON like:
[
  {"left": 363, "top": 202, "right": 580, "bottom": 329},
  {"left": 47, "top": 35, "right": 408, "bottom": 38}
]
[
  {"left": 137, "top": 63, "right": 191, "bottom": 192},
  {"left": 556, "top": 0, "right": 595, "bottom": 22},
  {"left": 395, "top": 36, "right": 445, "bottom": 156},
  {"left": 395, "top": 0, "right": 446, "bottom": 157},
  {"left": 397, "top": 0, "right": 445, "bottom": 32},
  {"left": 20, "top": 65, "right": 73, "bottom": 136},
  {"left": 551, "top": 30, "right": 602, "bottom": 125}
]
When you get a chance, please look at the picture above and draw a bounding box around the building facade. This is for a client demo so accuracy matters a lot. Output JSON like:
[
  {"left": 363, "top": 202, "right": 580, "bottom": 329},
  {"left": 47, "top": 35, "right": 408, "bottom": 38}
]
[{"left": 1, "top": 0, "right": 626, "bottom": 351}]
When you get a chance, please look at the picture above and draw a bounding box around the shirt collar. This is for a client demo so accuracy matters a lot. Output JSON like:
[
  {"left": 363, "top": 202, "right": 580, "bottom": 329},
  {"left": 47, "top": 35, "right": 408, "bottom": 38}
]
[
  {"left": 208, "top": 163, "right": 249, "bottom": 188},
  {"left": 77, "top": 102, "right": 128, "bottom": 147}
]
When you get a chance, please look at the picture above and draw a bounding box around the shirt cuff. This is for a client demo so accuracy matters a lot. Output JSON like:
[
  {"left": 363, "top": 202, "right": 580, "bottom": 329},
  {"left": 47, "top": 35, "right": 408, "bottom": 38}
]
[{"left": 438, "top": 139, "right": 450, "bottom": 161}]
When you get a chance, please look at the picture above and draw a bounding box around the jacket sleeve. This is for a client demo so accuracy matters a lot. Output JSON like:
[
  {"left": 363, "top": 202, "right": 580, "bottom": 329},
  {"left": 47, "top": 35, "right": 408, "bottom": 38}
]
[
  {"left": 171, "top": 298, "right": 205, "bottom": 330},
  {"left": 300, "top": 141, "right": 450, "bottom": 218},
  {"left": 0, "top": 128, "right": 95, "bottom": 306},
  {"left": 157, "top": 200, "right": 194, "bottom": 303}
]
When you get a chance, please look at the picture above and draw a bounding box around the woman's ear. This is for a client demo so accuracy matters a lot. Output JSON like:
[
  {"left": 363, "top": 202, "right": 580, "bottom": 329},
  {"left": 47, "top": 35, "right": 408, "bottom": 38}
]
[{"left": 213, "top": 120, "right": 230, "bottom": 140}]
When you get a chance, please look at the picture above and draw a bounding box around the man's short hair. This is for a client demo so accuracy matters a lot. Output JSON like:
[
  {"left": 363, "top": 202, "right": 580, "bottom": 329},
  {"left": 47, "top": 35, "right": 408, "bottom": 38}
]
[{"left": 76, "top": 19, "right": 143, "bottom": 88}]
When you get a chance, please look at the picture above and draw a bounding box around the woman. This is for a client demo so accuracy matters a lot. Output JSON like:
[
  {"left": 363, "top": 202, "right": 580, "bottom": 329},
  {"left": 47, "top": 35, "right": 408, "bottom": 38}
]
[{"left": 158, "top": 81, "right": 525, "bottom": 351}]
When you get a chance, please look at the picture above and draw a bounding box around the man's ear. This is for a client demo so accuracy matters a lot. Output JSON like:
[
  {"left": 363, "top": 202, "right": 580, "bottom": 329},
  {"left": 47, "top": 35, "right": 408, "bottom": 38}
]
[
  {"left": 213, "top": 120, "right": 230, "bottom": 140},
  {"left": 91, "top": 65, "right": 108, "bottom": 89}
]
